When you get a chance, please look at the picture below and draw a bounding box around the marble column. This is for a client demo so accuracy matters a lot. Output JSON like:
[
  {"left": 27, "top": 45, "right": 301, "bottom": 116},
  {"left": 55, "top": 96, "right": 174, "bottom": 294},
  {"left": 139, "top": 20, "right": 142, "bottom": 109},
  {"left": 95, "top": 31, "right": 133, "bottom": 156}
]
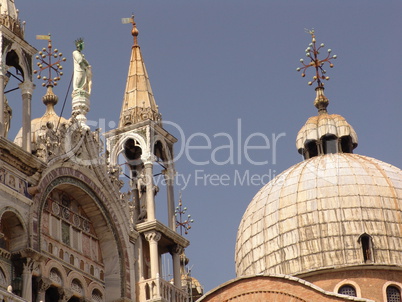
[
  {"left": 165, "top": 168, "right": 176, "bottom": 230},
  {"left": 36, "top": 277, "right": 51, "bottom": 302},
  {"left": 19, "top": 81, "right": 35, "bottom": 152},
  {"left": 144, "top": 162, "right": 155, "bottom": 221},
  {"left": 171, "top": 245, "right": 183, "bottom": 288},
  {"left": 21, "top": 259, "right": 34, "bottom": 301},
  {"left": 144, "top": 231, "right": 161, "bottom": 279}
]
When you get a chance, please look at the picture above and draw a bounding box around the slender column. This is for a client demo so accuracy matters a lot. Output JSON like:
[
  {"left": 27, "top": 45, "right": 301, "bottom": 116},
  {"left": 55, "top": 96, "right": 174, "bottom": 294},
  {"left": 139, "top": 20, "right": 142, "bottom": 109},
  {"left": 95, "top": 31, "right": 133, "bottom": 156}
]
[
  {"left": 36, "top": 277, "right": 51, "bottom": 302},
  {"left": 144, "top": 231, "right": 161, "bottom": 279},
  {"left": 171, "top": 245, "right": 183, "bottom": 288},
  {"left": 22, "top": 259, "right": 34, "bottom": 301},
  {"left": 165, "top": 168, "right": 176, "bottom": 230},
  {"left": 0, "top": 74, "right": 4, "bottom": 137},
  {"left": 19, "top": 81, "right": 35, "bottom": 152},
  {"left": 144, "top": 162, "right": 155, "bottom": 221}
]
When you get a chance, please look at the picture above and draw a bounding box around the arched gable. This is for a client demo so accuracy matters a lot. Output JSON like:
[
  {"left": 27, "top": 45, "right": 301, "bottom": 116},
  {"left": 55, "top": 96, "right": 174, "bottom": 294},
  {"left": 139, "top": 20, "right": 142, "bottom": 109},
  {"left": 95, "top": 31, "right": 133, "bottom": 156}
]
[{"left": 34, "top": 165, "right": 134, "bottom": 300}]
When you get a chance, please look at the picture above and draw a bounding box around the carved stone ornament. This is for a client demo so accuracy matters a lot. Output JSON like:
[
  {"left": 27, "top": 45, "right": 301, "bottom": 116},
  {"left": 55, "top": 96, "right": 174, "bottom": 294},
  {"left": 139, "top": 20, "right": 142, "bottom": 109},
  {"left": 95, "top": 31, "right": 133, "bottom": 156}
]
[{"left": 144, "top": 231, "right": 162, "bottom": 242}]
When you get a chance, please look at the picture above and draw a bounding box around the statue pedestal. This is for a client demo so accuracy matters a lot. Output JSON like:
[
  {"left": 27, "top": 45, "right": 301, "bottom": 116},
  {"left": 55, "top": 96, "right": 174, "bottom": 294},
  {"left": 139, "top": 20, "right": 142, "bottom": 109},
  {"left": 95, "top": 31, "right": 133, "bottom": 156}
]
[{"left": 72, "top": 90, "right": 90, "bottom": 129}]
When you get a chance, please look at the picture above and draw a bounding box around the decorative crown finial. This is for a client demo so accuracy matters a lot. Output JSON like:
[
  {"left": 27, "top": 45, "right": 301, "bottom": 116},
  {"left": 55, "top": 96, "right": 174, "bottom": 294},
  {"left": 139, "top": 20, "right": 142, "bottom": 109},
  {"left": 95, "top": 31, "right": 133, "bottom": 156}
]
[
  {"left": 296, "top": 29, "right": 337, "bottom": 88},
  {"left": 34, "top": 34, "right": 66, "bottom": 88},
  {"left": 74, "top": 37, "right": 84, "bottom": 48}
]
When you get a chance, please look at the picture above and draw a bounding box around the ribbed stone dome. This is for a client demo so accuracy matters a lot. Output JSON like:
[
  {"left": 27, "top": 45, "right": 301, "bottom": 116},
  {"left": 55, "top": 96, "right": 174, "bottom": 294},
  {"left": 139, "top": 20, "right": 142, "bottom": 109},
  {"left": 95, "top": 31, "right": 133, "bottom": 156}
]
[{"left": 235, "top": 153, "right": 402, "bottom": 277}]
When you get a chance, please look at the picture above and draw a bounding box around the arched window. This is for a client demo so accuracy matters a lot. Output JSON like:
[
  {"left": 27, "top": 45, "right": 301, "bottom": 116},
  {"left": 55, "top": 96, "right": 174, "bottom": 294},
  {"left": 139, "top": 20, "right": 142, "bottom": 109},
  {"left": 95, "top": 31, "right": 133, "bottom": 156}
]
[
  {"left": 359, "top": 233, "right": 373, "bottom": 263},
  {"left": 92, "top": 289, "right": 103, "bottom": 302},
  {"left": 338, "top": 285, "right": 357, "bottom": 297},
  {"left": 386, "top": 286, "right": 401, "bottom": 302}
]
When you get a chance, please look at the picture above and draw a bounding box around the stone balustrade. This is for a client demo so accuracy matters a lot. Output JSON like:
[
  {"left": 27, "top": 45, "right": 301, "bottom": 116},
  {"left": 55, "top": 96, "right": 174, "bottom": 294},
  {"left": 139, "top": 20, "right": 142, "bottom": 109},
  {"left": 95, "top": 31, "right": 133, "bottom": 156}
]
[
  {"left": 0, "top": 288, "right": 27, "bottom": 302},
  {"left": 138, "top": 276, "right": 188, "bottom": 302}
]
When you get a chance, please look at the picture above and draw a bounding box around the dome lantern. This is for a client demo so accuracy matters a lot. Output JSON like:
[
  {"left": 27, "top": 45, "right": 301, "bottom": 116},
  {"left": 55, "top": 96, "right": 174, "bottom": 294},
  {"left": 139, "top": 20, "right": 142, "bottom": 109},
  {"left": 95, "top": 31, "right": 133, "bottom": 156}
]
[{"left": 296, "top": 30, "right": 357, "bottom": 159}]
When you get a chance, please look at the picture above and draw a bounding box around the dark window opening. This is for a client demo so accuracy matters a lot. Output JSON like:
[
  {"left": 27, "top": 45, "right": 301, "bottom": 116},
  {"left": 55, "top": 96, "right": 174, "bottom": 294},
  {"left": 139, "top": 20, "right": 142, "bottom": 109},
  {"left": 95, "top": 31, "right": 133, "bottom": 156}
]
[
  {"left": 360, "top": 234, "right": 373, "bottom": 263},
  {"left": 45, "top": 286, "right": 60, "bottom": 301},
  {"left": 322, "top": 135, "right": 338, "bottom": 154},
  {"left": 124, "top": 139, "right": 142, "bottom": 162},
  {"left": 304, "top": 140, "right": 318, "bottom": 159},
  {"left": 338, "top": 285, "right": 357, "bottom": 297},
  {"left": 340, "top": 136, "right": 353, "bottom": 153},
  {"left": 386, "top": 286, "right": 401, "bottom": 302}
]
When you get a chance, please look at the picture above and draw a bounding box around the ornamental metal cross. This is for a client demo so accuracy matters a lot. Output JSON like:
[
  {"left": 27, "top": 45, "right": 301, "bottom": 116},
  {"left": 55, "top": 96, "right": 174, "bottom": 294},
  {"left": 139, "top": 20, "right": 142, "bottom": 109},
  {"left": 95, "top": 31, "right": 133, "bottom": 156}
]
[
  {"left": 175, "top": 192, "right": 194, "bottom": 236},
  {"left": 34, "top": 34, "right": 66, "bottom": 87},
  {"left": 296, "top": 29, "right": 337, "bottom": 88}
]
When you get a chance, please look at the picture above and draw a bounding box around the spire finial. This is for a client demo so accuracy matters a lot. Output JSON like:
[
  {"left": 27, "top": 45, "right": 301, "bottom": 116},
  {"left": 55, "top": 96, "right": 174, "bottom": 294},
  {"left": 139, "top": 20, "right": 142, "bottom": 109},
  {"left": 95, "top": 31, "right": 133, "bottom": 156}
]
[
  {"left": 34, "top": 34, "right": 66, "bottom": 108},
  {"left": 297, "top": 29, "right": 337, "bottom": 114},
  {"left": 296, "top": 29, "right": 337, "bottom": 88},
  {"left": 122, "top": 14, "right": 139, "bottom": 46},
  {"left": 175, "top": 192, "right": 194, "bottom": 236},
  {"left": 34, "top": 34, "right": 66, "bottom": 88}
]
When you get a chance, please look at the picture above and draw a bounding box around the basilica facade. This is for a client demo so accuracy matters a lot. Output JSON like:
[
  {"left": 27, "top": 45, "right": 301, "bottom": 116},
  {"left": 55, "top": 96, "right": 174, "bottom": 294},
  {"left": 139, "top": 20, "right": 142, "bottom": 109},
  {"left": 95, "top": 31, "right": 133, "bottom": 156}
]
[{"left": 0, "top": 1, "right": 199, "bottom": 301}]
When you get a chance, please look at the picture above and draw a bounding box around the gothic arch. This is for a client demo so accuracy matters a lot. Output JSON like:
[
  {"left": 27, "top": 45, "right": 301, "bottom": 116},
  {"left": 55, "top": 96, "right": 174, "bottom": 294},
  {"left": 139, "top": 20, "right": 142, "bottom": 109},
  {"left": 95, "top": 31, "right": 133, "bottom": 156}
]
[
  {"left": 109, "top": 133, "right": 147, "bottom": 166},
  {"left": 2, "top": 42, "right": 32, "bottom": 81},
  {"left": 153, "top": 136, "right": 173, "bottom": 166},
  {"left": 36, "top": 167, "right": 130, "bottom": 300}
]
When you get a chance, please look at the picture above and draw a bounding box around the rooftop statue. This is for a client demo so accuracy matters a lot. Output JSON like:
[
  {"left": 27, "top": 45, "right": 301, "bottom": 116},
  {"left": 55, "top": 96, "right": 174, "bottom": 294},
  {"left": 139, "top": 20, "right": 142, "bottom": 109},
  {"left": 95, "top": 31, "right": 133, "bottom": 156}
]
[{"left": 73, "top": 38, "right": 92, "bottom": 94}]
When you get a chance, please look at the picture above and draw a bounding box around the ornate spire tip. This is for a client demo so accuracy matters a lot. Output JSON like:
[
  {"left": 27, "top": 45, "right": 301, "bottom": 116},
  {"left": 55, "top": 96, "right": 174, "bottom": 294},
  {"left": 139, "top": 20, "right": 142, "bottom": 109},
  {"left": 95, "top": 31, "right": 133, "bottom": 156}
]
[
  {"left": 296, "top": 29, "right": 337, "bottom": 88},
  {"left": 122, "top": 14, "right": 139, "bottom": 46}
]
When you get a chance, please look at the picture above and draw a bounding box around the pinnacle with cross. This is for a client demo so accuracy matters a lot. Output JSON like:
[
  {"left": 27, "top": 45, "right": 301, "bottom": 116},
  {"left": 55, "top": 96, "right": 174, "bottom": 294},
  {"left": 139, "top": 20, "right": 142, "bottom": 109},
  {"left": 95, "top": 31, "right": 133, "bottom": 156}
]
[{"left": 296, "top": 29, "right": 337, "bottom": 88}]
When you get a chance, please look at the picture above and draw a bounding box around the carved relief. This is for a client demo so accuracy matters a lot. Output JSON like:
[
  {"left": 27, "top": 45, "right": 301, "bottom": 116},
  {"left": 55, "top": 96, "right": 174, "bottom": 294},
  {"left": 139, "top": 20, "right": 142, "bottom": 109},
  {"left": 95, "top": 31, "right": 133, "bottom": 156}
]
[
  {"left": 144, "top": 231, "right": 161, "bottom": 242},
  {"left": 49, "top": 268, "right": 62, "bottom": 285}
]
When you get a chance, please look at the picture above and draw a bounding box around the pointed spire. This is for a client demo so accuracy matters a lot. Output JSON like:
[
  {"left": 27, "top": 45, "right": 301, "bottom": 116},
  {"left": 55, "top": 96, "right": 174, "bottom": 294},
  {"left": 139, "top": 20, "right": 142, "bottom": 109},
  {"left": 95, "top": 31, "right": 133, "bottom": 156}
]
[
  {"left": 0, "top": 0, "right": 18, "bottom": 20},
  {"left": 119, "top": 16, "right": 161, "bottom": 128},
  {"left": 0, "top": 0, "right": 25, "bottom": 38}
]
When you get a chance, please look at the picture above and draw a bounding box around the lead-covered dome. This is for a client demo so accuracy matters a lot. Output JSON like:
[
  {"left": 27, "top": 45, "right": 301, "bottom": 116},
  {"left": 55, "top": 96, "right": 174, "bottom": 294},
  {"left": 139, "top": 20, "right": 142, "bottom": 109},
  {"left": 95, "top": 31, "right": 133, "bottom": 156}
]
[{"left": 235, "top": 153, "right": 402, "bottom": 277}]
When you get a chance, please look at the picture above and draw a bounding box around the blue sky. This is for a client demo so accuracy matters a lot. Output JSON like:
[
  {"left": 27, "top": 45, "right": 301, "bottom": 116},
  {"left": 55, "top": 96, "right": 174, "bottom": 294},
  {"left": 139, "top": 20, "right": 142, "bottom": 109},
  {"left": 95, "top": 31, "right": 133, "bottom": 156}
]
[{"left": 11, "top": 0, "right": 402, "bottom": 292}]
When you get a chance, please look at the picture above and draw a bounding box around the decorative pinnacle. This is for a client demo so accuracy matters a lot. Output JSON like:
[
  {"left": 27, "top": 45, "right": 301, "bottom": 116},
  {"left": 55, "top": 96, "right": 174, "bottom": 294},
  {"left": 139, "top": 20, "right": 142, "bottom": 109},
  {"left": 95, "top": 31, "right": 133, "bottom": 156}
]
[
  {"left": 122, "top": 14, "right": 138, "bottom": 46},
  {"left": 175, "top": 192, "right": 194, "bottom": 236},
  {"left": 33, "top": 34, "right": 66, "bottom": 87},
  {"left": 296, "top": 29, "right": 337, "bottom": 88}
]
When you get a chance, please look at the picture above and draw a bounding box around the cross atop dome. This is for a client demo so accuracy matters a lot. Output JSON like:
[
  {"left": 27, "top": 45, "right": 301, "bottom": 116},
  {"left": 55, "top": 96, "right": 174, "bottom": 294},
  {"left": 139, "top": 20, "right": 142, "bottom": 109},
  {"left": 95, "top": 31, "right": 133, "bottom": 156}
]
[{"left": 297, "top": 29, "right": 337, "bottom": 88}]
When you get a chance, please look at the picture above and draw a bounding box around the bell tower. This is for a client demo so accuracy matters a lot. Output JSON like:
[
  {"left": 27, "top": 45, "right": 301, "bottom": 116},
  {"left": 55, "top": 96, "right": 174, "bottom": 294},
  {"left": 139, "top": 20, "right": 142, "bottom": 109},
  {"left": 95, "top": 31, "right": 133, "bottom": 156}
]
[
  {"left": 0, "top": 0, "right": 36, "bottom": 151},
  {"left": 105, "top": 16, "right": 189, "bottom": 301}
]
